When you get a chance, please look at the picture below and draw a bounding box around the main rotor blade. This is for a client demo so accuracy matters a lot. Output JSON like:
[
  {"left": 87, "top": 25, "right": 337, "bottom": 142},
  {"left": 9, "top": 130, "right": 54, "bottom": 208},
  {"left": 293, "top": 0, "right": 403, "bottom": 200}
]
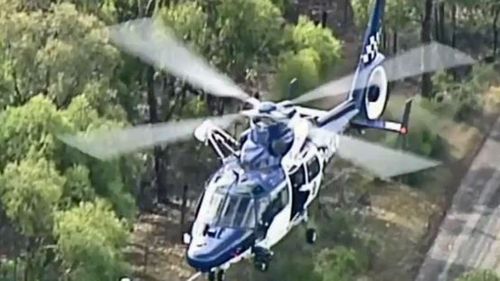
[
  {"left": 108, "top": 18, "right": 258, "bottom": 106},
  {"left": 58, "top": 114, "right": 239, "bottom": 160},
  {"left": 292, "top": 42, "right": 476, "bottom": 104},
  {"left": 336, "top": 134, "right": 440, "bottom": 179}
]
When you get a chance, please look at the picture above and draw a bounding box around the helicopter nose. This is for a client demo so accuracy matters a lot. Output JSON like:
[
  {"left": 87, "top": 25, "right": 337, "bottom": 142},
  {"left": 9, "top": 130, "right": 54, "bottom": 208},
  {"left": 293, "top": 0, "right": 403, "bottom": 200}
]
[{"left": 186, "top": 228, "right": 254, "bottom": 272}]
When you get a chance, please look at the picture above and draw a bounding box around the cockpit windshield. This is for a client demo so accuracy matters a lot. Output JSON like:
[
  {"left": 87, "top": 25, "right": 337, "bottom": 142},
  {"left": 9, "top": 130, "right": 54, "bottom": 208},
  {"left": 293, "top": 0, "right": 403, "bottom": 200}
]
[
  {"left": 214, "top": 194, "right": 256, "bottom": 228},
  {"left": 201, "top": 181, "right": 267, "bottom": 229}
]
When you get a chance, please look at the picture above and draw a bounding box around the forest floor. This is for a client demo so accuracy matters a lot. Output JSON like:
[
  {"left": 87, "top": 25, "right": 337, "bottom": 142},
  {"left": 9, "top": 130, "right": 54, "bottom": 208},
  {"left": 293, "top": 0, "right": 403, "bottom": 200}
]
[{"left": 125, "top": 85, "right": 500, "bottom": 281}]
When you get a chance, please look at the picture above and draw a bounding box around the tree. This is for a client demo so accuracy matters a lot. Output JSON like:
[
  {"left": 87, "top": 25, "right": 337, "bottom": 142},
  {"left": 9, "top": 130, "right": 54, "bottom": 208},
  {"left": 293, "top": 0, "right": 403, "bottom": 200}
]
[
  {"left": 0, "top": 156, "right": 64, "bottom": 280},
  {"left": 456, "top": 270, "right": 500, "bottom": 281},
  {"left": 274, "top": 48, "right": 321, "bottom": 99},
  {"left": 0, "top": 95, "right": 68, "bottom": 171},
  {"left": 54, "top": 200, "right": 130, "bottom": 281},
  {"left": 419, "top": 0, "right": 434, "bottom": 98},
  {"left": 288, "top": 16, "right": 343, "bottom": 75},
  {"left": 136, "top": 1, "right": 216, "bottom": 202},
  {"left": 0, "top": 157, "right": 64, "bottom": 237},
  {"left": 61, "top": 165, "right": 96, "bottom": 208},
  {"left": 0, "top": 3, "right": 121, "bottom": 107},
  {"left": 62, "top": 94, "right": 140, "bottom": 220},
  {"left": 352, "top": 0, "right": 414, "bottom": 54},
  {"left": 211, "top": 0, "right": 285, "bottom": 80}
]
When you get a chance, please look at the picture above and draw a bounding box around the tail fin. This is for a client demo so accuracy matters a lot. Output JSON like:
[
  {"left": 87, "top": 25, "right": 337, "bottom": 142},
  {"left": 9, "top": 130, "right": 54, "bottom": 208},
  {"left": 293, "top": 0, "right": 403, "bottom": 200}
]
[
  {"left": 351, "top": 0, "right": 387, "bottom": 116},
  {"left": 359, "top": 0, "right": 386, "bottom": 67},
  {"left": 317, "top": 0, "right": 386, "bottom": 128}
]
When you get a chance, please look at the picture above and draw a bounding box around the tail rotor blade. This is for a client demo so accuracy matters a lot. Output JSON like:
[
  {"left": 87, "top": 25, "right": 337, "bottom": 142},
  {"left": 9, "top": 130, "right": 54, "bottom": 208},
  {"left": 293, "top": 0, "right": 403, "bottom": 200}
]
[
  {"left": 108, "top": 18, "right": 258, "bottom": 106},
  {"left": 58, "top": 114, "right": 240, "bottom": 160},
  {"left": 336, "top": 134, "right": 440, "bottom": 179}
]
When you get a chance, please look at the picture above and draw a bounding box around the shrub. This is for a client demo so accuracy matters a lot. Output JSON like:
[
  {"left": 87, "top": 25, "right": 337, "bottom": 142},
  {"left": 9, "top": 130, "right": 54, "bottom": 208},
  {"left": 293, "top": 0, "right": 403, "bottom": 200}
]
[{"left": 315, "top": 246, "right": 365, "bottom": 281}]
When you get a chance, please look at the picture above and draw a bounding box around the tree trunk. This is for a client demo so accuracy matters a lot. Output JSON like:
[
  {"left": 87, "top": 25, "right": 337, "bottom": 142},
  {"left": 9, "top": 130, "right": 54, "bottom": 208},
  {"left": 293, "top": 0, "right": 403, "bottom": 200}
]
[
  {"left": 344, "top": 0, "right": 349, "bottom": 25},
  {"left": 439, "top": 2, "right": 446, "bottom": 43},
  {"left": 451, "top": 4, "right": 457, "bottom": 48},
  {"left": 420, "top": 0, "right": 434, "bottom": 98},
  {"left": 434, "top": 4, "right": 440, "bottom": 42},
  {"left": 146, "top": 66, "right": 167, "bottom": 202},
  {"left": 392, "top": 30, "right": 398, "bottom": 54},
  {"left": 493, "top": 6, "right": 499, "bottom": 59}
]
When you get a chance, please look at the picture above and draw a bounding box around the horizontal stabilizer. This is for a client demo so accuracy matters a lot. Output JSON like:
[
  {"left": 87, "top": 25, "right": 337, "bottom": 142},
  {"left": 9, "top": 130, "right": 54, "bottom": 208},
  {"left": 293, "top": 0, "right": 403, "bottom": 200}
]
[{"left": 350, "top": 98, "right": 413, "bottom": 134}]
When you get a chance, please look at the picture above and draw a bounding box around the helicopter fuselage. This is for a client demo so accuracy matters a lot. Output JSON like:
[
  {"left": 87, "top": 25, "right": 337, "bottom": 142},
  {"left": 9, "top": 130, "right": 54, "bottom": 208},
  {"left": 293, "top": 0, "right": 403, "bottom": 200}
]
[{"left": 184, "top": 114, "right": 338, "bottom": 277}]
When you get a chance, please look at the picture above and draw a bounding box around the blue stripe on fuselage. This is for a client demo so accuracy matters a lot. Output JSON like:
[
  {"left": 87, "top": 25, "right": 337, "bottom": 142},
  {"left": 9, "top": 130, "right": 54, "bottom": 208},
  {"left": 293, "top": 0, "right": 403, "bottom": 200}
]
[{"left": 187, "top": 228, "right": 255, "bottom": 272}]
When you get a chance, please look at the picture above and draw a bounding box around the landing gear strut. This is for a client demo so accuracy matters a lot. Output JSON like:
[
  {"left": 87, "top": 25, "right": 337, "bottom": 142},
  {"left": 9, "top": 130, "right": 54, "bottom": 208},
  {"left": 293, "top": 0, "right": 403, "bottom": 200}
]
[
  {"left": 208, "top": 269, "right": 225, "bottom": 281},
  {"left": 306, "top": 228, "right": 317, "bottom": 244},
  {"left": 253, "top": 246, "right": 273, "bottom": 272},
  {"left": 302, "top": 211, "right": 317, "bottom": 244}
]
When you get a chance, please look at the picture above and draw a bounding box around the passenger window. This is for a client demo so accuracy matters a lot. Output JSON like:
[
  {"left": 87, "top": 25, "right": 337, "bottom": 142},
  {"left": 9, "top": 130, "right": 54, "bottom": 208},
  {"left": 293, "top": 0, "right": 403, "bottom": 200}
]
[
  {"left": 290, "top": 165, "right": 306, "bottom": 189},
  {"left": 261, "top": 187, "right": 289, "bottom": 223},
  {"left": 279, "top": 186, "right": 289, "bottom": 207},
  {"left": 307, "top": 156, "right": 321, "bottom": 180}
]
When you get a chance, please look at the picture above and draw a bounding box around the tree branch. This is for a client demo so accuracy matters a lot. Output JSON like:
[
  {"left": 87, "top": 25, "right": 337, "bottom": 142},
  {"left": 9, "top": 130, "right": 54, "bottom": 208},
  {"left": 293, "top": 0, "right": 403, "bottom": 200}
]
[{"left": 11, "top": 68, "right": 23, "bottom": 105}]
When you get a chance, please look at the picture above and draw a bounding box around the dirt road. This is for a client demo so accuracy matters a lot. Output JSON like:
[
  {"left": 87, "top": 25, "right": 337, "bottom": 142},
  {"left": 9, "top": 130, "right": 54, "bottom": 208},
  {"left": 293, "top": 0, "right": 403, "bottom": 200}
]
[{"left": 415, "top": 116, "right": 500, "bottom": 281}]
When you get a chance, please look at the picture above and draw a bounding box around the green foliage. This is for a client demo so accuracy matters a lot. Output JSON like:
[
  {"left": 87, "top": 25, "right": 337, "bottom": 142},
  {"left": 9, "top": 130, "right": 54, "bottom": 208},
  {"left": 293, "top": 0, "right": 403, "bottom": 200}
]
[
  {"left": 352, "top": 0, "right": 416, "bottom": 39},
  {"left": 158, "top": 1, "right": 212, "bottom": 56},
  {"left": 268, "top": 249, "right": 322, "bottom": 281},
  {"left": 315, "top": 246, "right": 365, "bottom": 281},
  {"left": 0, "top": 3, "right": 120, "bottom": 106},
  {"left": 269, "top": 0, "right": 294, "bottom": 14},
  {"left": 321, "top": 210, "right": 357, "bottom": 245},
  {"left": 432, "top": 64, "right": 497, "bottom": 122},
  {"left": 274, "top": 48, "right": 321, "bottom": 99},
  {"left": 54, "top": 199, "right": 130, "bottom": 281},
  {"left": 0, "top": 93, "right": 139, "bottom": 220},
  {"left": 456, "top": 270, "right": 500, "bottom": 281},
  {"left": 212, "top": 0, "right": 285, "bottom": 73},
  {"left": 79, "top": 79, "right": 129, "bottom": 122},
  {"left": 179, "top": 96, "right": 210, "bottom": 118},
  {"left": 406, "top": 123, "right": 447, "bottom": 160},
  {"left": 0, "top": 157, "right": 64, "bottom": 237},
  {"left": 289, "top": 16, "right": 343, "bottom": 73},
  {"left": 0, "top": 95, "right": 68, "bottom": 170},
  {"left": 61, "top": 165, "right": 96, "bottom": 207},
  {"left": 0, "top": 258, "right": 18, "bottom": 281},
  {"left": 351, "top": 0, "right": 372, "bottom": 28}
]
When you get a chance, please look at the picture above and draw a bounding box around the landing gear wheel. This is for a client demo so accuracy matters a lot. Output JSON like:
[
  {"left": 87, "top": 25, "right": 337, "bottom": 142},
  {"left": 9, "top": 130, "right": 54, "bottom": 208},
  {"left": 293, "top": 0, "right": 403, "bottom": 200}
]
[
  {"left": 208, "top": 271, "right": 216, "bottom": 281},
  {"left": 253, "top": 246, "right": 272, "bottom": 272},
  {"left": 254, "top": 260, "right": 269, "bottom": 272},
  {"left": 216, "top": 270, "right": 225, "bottom": 281},
  {"left": 306, "top": 228, "right": 317, "bottom": 244}
]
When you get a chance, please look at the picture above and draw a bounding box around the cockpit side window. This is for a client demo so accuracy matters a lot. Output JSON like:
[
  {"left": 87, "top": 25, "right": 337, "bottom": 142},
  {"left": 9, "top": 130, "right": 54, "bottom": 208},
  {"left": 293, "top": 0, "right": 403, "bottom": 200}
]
[
  {"left": 290, "top": 165, "right": 306, "bottom": 190},
  {"left": 306, "top": 156, "right": 321, "bottom": 180}
]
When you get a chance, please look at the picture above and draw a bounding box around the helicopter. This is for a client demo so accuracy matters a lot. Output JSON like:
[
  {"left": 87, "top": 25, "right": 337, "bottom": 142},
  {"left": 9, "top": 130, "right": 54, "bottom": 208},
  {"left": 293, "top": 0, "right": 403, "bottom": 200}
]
[{"left": 58, "top": 0, "right": 476, "bottom": 280}]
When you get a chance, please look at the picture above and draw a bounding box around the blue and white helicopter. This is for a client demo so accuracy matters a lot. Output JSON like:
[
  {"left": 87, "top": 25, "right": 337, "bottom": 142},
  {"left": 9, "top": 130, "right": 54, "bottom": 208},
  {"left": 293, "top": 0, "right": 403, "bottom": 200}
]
[{"left": 59, "top": 0, "right": 476, "bottom": 280}]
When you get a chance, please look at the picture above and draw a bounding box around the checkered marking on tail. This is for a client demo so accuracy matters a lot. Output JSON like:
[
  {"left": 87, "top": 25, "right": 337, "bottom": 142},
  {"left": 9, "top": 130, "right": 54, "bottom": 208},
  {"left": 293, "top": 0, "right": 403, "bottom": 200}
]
[{"left": 360, "top": 31, "right": 382, "bottom": 65}]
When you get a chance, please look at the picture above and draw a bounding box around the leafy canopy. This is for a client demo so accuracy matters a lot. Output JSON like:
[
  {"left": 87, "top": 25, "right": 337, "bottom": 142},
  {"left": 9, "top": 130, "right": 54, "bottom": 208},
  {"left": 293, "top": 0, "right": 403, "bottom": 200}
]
[{"left": 54, "top": 200, "right": 130, "bottom": 281}]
